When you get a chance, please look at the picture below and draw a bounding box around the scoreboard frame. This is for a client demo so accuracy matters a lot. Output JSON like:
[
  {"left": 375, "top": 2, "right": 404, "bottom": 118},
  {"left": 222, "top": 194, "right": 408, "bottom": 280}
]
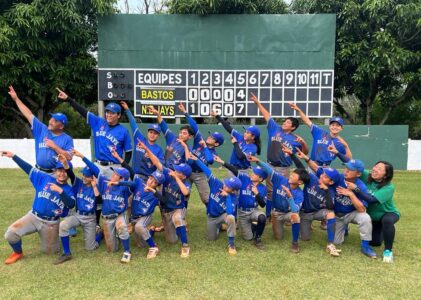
[{"left": 98, "top": 68, "right": 334, "bottom": 119}]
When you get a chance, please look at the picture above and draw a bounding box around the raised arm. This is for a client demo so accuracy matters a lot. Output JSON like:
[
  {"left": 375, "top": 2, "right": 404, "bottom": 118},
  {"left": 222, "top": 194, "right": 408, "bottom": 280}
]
[
  {"left": 1, "top": 151, "right": 33, "bottom": 175},
  {"left": 250, "top": 92, "right": 270, "bottom": 122},
  {"left": 328, "top": 143, "right": 350, "bottom": 163},
  {"left": 188, "top": 153, "right": 212, "bottom": 178},
  {"left": 214, "top": 155, "right": 239, "bottom": 177},
  {"left": 249, "top": 156, "right": 274, "bottom": 178},
  {"left": 336, "top": 136, "right": 353, "bottom": 160},
  {"left": 179, "top": 103, "right": 199, "bottom": 134},
  {"left": 8, "top": 86, "right": 34, "bottom": 124},
  {"left": 56, "top": 88, "right": 88, "bottom": 119},
  {"left": 281, "top": 145, "right": 305, "bottom": 169},
  {"left": 72, "top": 149, "right": 100, "bottom": 177},
  {"left": 170, "top": 171, "right": 190, "bottom": 196},
  {"left": 211, "top": 111, "right": 234, "bottom": 134},
  {"left": 111, "top": 149, "right": 134, "bottom": 180},
  {"left": 121, "top": 101, "right": 140, "bottom": 135},
  {"left": 57, "top": 154, "right": 75, "bottom": 185},
  {"left": 288, "top": 102, "right": 312, "bottom": 127},
  {"left": 44, "top": 138, "right": 72, "bottom": 160},
  {"left": 137, "top": 140, "right": 163, "bottom": 171},
  {"left": 295, "top": 147, "right": 318, "bottom": 172}
]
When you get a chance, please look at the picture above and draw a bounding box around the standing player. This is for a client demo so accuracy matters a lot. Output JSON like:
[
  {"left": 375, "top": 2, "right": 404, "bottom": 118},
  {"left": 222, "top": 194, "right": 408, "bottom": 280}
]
[
  {"left": 248, "top": 155, "right": 310, "bottom": 253},
  {"left": 298, "top": 147, "right": 377, "bottom": 258},
  {"left": 71, "top": 149, "right": 133, "bottom": 263},
  {"left": 54, "top": 156, "right": 103, "bottom": 264},
  {"left": 120, "top": 101, "right": 164, "bottom": 181},
  {"left": 8, "top": 86, "right": 73, "bottom": 172},
  {"left": 56, "top": 88, "right": 132, "bottom": 177},
  {"left": 213, "top": 155, "right": 268, "bottom": 250},
  {"left": 178, "top": 102, "right": 225, "bottom": 205},
  {"left": 288, "top": 102, "right": 352, "bottom": 167},
  {"left": 138, "top": 141, "right": 193, "bottom": 258},
  {"left": 250, "top": 93, "right": 308, "bottom": 219},
  {"left": 210, "top": 111, "right": 261, "bottom": 175},
  {"left": 1, "top": 151, "right": 75, "bottom": 264},
  {"left": 147, "top": 106, "right": 194, "bottom": 169},
  {"left": 282, "top": 146, "right": 341, "bottom": 256},
  {"left": 188, "top": 154, "right": 242, "bottom": 255}
]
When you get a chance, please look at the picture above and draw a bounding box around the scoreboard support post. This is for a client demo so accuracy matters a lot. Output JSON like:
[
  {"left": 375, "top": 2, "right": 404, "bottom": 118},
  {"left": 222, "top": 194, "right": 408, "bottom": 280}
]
[{"left": 98, "top": 100, "right": 105, "bottom": 118}]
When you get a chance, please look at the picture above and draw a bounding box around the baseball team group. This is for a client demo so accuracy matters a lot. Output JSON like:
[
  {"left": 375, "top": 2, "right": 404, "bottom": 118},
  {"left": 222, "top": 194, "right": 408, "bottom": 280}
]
[{"left": 1, "top": 86, "right": 400, "bottom": 265}]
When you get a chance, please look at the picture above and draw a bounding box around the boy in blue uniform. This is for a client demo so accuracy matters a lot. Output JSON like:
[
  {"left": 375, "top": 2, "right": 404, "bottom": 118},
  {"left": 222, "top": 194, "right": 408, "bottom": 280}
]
[
  {"left": 213, "top": 155, "right": 268, "bottom": 250},
  {"left": 250, "top": 93, "right": 308, "bottom": 218},
  {"left": 9, "top": 86, "right": 73, "bottom": 173},
  {"left": 178, "top": 103, "right": 224, "bottom": 205},
  {"left": 188, "top": 154, "right": 242, "bottom": 255},
  {"left": 1, "top": 151, "right": 75, "bottom": 264},
  {"left": 57, "top": 89, "right": 132, "bottom": 177},
  {"left": 71, "top": 149, "right": 134, "bottom": 263},
  {"left": 120, "top": 101, "right": 164, "bottom": 180},
  {"left": 54, "top": 156, "right": 103, "bottom": 264},
  {"left": 137, "top": 141, "right": 193, "bottom": 258},
  {"left": 115, "top": 170, "right": 165, "bottom": 259},
  {"left": 288, "top": 102, "right": 352, "bottom": 167},
  {"left": 248, "top": 155, "right": 310, "bottom": 253}
]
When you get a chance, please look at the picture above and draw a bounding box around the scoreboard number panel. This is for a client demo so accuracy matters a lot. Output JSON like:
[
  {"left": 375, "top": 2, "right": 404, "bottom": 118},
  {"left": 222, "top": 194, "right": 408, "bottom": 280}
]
[{"left": 98, "top": 69, "right": 334, "bottom": 118}]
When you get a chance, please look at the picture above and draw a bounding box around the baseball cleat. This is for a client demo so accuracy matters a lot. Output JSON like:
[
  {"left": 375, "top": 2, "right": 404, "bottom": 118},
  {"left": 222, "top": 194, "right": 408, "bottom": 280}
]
[
  {"left": 147, "top": 247, "right": 159, "bottom": 259},
  {"left": 326, "top": 244, "right": 340, "bottom": 257},
  {"left": 5, "top": 252, "right": 23, "bottom": 265},
  {"left": 228, "top": 245, "right": 237, "bottom": 256},
  {"left": 382, "top": 250, "right": 394, "bottom": 263},
  {"left": 53, "top": 254, "right": 72, "bottom": 265},
  {"left": 121, "top": 251, "right": 131, "bottom": 263},
  {"left": 254, "top": 238, "right": 265, "bottom": 250},
  {"left": 361, "top": 246, "right": 377, "bottom": 259},
  {"left": 180, "top": 246, "right": 190, "bottom": 258},
  {"left": 290, "top": 242, "right": 300, "bottom": 254}
]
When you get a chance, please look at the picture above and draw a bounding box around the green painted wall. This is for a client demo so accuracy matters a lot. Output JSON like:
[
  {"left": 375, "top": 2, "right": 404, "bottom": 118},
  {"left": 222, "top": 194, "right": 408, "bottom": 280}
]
[
  {"left": 118, "top": 123, "right": 408, "bottom": 170},
  {"left": 98, "top": 14, "right": 336, "bottom": 69}
]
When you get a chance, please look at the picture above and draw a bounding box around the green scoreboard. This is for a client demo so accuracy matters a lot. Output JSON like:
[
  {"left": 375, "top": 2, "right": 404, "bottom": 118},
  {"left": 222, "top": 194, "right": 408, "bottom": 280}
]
[{"left": 98, "top": 14, "right": 336, "bottom": 119}]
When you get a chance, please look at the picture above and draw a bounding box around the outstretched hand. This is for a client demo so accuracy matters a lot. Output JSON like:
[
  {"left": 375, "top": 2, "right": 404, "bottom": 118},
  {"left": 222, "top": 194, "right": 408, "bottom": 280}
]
[
  {"left": 327, "top": 142, "right": 338, "bottom": 154},
  {"left": 56, "top": 88, "right": 69, "bottom": 101},
  {"left": 120, "top": 101, "right": 129, "bottom": 110},
  {"left": 178, "top": 102, "right": 186, "bottom": 113},
  {"left": 0, "top": 150, "right": 14, "bottom": 158},
  {"left": 213, "top": 155, "right": 224, "bottom": 164},
  {"left": 281, "top": 144, "right": 293, "bottom": 155},
  {"left": 71, "top": 149, "right": 84, "bottom": 158},
  {"left": 288, "top": 102, "right": 299, "bottom": 111},
  {"left": 147, "top": 106, "right": 159, "bottom": 115},
  {"left": 250, "top": 92, "right": 259, "bottom": 104},
  {"left": 281, "top": 185, "right": 292, "bottom": 198},
  {"left": 247, "top": 155, "right": 259, "bottom": 163},
  {"left": 8, "top": 86, "right": 18, "bottom": 101}
]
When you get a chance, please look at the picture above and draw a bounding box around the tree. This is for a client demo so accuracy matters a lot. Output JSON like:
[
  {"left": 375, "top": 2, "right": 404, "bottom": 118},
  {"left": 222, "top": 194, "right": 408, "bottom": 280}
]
[
  {"left": 167, "top": 0, "right": 288, "bottom": 14},
  {"left": 0, "top": 0, "right": 117, "bottom": 138},
  {"left": 291, "top": 0, "right": 421, "bottom": 126}
]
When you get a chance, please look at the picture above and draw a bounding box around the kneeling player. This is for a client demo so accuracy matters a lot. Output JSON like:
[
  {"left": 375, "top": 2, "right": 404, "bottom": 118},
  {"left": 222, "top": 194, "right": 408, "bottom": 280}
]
[
  {"left": 73, "top": 149, "right": 133, "bottom": 263},
  {"left": 214, "top": 155, "right": 268, "bottom": 250},
  {"left": 249, "top": 156, "right": 310, "bottom": 253},
  {"left": 188, "top": 154, "right": 241, "bottom": 255},
  {"left": 1, "top": 151, "right": 74, "bottom": 264}
]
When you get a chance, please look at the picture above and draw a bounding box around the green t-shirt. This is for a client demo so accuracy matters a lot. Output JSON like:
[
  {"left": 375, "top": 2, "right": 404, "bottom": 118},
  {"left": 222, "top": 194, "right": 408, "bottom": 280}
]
[{"left": 360, "top": 170, "right": 400, "bottom": 222}]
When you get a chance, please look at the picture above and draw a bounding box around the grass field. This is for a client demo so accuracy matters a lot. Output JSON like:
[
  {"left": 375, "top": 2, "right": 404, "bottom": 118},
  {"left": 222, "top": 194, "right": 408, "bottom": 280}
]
[{"left": 0, "top": 168, "right": 420, "bottom": 299}]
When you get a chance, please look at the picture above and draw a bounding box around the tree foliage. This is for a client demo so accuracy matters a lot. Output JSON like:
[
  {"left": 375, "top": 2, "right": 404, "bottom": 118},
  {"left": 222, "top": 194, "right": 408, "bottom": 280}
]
[
  {"left": 0, "top": 0, "right": 116, "bottom": 138},
  {"left": 167, "top": 0, "right": 288, "bottom": 14},
  {"left": 291, "top": 0, "right": 421, "bottom": 126}
]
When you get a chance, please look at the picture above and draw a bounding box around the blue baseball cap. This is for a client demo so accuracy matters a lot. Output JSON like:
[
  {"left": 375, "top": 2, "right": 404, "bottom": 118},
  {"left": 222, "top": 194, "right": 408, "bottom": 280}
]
[
  {"left": 243, "top": 125, "right": 260, "bottom": 138},
  {"left": 148, "top": 124, "right": 161, "bottom": 134},
  {"left": 208, "top": 131, "right": 224, "bottom": 146},
  {"left": 252, "top": 166, "right": 268, "bottom": 180},
  {"left": 345, "top": 159, "right": 365, "bottom": 173},
  {"left": 322, "top": 167, "right": 340, "bottom": 184},
  {"left": 223, "top": 176, "right": 242, "bottom": 191},
  {"left": 81, "top": 167, "right": 94, "bottom": 177},
  {"left": 329, "top": 117, "right": 344, "bottom": 127},
  {"left": 55, "top": 160, "right": 72, "bottom": 169},
  {"left": 151, "top": 171, "right": 165, "bottom": 185},
  {"left": 173, "top": 163, "right": 192, "bottom": 178},
  {"left": 110, "top": 167, "right": 130, "bottom": 180},
  {"left": 105, "top": 102, "right": 121, "bottom": 114},
  {"left": 49, "top": 113, "right": 68, "bottom": 126}
]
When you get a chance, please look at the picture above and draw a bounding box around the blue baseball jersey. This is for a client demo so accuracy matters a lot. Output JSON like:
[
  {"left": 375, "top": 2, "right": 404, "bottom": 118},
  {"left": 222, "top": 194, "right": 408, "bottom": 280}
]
[
  {"left": 229, "top": 129, "right": 257, "bottom": 169},
  {"left": 266, "top": 118, "right": 302, "bottom": 167},
  {"left": 98, "top": 175, "right": 131, "bottom": 215},
  {"left": 238, "top": 173, "right": 267, "bottom": 209},
  {"left": 206, "top": 174, "right": 237, "bottom": 217},
  {"left": 301, "top": 171, "right": 331, "bottom": 212},
  {"left": 71, "top": 178, "right": 97, "bottom": 214},
  {"left": 331, "top": 174, "right": 368, "bottom": 214},
  {"left": 132, "top": 128, "right": 164, "bottom": 176},
  {"left": 310, "top": 124, "right": 346, "bottom": 166},
  {"left": 161, "top": 167, "right": 191, "bottom": 210},
  {"left": 29, "top": 168, "right": 74, "bottom": 218},
  {"left": 159, "top": 121, "right": 191, "bottom": 169},
  {"left": 31, "top": 117, "right": 74, "bottom": 170},
  {"left": 269, "top": 171, "right": 303, "bottom": 212},
  {"left": 191, "top": 131, "right": 216, "bottom": 172},
  {"left": 130, "top": 177, "right": 159, "bottom": 216},
  {"left": 87, "top": 112, "right": 132, "bottom": 163}
]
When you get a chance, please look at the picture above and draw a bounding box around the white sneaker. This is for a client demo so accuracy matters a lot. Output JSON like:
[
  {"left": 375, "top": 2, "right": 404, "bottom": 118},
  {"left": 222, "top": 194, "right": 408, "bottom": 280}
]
[
  {"left": 121, "top": 251, "right": 131, "bottom": 263},
  {"left": 180, "top": 246, "right": 190, "bottom": 258},
  {"left": 147, "top": 247, "right": 159, "bottom": 259},
  {"left": 326, "top": 243, "right": 340, "bottom": 257},
  {"left": 383, "top": 250, "right": 394, "bottom": 263}
]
